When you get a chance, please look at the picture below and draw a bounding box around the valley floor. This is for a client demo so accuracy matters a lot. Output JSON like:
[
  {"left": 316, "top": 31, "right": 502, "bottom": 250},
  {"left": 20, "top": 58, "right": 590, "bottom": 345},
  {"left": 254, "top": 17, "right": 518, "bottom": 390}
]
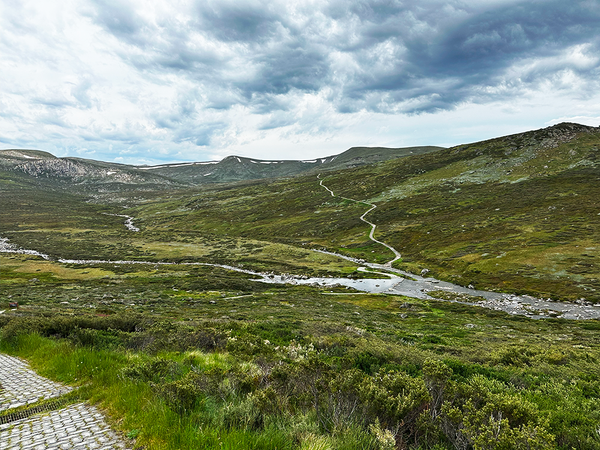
[{"left": 3, "top": 234, "right": 600, "bottom": 320}]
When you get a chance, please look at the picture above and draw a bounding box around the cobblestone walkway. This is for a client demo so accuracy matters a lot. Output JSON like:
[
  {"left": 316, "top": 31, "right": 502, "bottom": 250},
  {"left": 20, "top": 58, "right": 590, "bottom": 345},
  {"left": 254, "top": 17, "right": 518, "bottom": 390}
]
[
  {"left": 0, "top": 354, "right": 71, "bottom": 411},
  {"left": 0, "top": 354, "right": 129, "bottom": 450},
  {"left": 0, "top": 403, "right": 127, "bottom": 449}
]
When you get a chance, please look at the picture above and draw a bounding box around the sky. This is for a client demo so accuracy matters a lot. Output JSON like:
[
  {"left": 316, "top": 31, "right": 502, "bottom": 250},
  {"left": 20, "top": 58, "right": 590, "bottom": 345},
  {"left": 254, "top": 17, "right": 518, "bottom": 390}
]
[{"left": 1, "top": 0, "right": 600, "bottom": 165}]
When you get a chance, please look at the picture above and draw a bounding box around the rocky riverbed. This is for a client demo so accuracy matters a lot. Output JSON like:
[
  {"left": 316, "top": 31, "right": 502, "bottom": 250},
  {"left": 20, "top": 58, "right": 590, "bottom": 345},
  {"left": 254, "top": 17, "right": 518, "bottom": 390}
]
[{"left": 2, "top": 237, "right": 599, "bottom": 320}]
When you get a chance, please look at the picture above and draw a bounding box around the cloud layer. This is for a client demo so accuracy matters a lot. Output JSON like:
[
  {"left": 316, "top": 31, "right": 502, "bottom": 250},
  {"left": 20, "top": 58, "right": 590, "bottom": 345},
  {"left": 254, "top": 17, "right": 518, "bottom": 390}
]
[{"left": 1, "top": 0, "right": 600, "bottom": 163}]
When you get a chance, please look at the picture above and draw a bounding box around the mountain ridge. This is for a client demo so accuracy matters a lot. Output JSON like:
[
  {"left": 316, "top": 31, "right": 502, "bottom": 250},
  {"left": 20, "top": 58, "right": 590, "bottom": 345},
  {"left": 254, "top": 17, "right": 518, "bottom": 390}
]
[{"left": 0, "top": 145, "right": 444, "bottom": 190}]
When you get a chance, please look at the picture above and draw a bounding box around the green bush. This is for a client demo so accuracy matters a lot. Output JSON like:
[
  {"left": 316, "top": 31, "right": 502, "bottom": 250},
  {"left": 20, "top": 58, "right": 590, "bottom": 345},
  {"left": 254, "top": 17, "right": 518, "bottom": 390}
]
[
  {"left": 439, "top": 375, "right": 555, "bottom": 450},
  {"left": 0, "top": 314, "right": 144, "bottom": 343},
  {"left": 121, "top": 357, "right": 183, "bottom": 383},
  {"left": 154, "top": 371, "right": 205, "bottom": 413},
  {"left": 357, "top": 368, "right": 430, "bottom": 439}
]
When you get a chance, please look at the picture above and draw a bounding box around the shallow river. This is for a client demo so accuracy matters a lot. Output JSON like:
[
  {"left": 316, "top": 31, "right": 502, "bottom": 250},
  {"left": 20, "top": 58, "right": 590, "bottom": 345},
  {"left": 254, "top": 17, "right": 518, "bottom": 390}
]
[{"left": 1, "top": 238, "right": 599, "bottom": 320}]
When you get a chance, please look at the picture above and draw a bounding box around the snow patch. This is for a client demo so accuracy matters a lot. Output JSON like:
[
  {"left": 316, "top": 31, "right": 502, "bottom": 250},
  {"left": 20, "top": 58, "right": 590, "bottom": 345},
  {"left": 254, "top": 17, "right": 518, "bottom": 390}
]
[{"left": 136, "top": 161, "right": 218, "bottom": 170}]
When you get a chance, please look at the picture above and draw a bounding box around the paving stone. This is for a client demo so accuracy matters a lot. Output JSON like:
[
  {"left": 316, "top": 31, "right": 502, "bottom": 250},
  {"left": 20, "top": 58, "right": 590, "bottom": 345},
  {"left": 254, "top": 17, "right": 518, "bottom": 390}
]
[
  {"left": 0, "top": 354, "right": 71, "bottom": 412},
  {"left": 0, "top": 354, "right": 129, "bottom": 450}
]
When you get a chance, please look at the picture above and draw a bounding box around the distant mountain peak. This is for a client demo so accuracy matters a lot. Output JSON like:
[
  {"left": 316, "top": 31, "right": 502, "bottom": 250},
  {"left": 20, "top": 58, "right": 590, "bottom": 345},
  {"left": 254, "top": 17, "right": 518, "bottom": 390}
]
[
  {"left": 499, "top": 122, "right": 600, "bottom": 148},
  {"left": 0, "top": 149, "right": 56, "bottom": 160}
]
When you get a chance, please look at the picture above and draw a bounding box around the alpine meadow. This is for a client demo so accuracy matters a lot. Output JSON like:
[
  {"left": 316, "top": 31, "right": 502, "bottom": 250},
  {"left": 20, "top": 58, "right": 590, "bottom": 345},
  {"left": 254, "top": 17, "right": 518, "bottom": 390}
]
[{"left": 1, "top": 122, "right": 600, "bottom": 449}]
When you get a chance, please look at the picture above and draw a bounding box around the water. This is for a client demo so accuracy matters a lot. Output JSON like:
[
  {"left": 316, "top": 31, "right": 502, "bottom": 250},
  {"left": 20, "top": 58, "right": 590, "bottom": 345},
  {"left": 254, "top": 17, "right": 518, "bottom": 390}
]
[{"left": 2, "top": 237, "right": 599, "bottom": 320}]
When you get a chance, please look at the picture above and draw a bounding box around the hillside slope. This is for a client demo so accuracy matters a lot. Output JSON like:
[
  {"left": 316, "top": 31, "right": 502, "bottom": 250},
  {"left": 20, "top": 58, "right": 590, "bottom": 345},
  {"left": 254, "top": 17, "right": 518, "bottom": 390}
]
[
  {"left": 0, "top": 145, "right": 443, "bottom": 190},
  {"left": 0, "top": 149, "right": 184, "bottom": 197},
  {"left": 130, "top": 122, "right": 600, "bottom": 302},
  {"left": 1, "top": 123, "right": 598, "bottom": 301},
  {"left": 134, "top": 145, "right": 443, "bottom": 183}
]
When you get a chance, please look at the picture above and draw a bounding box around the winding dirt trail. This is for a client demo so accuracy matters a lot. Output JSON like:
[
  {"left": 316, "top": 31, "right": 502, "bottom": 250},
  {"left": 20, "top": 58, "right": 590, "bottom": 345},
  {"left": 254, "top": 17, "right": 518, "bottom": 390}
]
[
  {"left": 2, "top": 193, "right": 599, "bottom": 320},
  {"left": 318, "top": 175, "right": 401, "bottom": 266}
]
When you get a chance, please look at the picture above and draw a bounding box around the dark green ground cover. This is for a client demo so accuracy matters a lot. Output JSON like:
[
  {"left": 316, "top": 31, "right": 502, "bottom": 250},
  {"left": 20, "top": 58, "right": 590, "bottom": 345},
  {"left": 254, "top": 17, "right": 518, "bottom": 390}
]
[{"left": 2, "top": 258, "right": 600, "bottom": 449}]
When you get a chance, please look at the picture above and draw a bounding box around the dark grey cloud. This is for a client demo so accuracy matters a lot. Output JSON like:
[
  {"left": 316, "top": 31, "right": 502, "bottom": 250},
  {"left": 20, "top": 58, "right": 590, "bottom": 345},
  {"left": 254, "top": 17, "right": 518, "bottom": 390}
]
[
  {"left": 243, "top": 43, "right": 329, "bottom": 97},
  {"left": 153, "top": 91, "right": 202, "bottom": 130},
  {"left": 249, "top": 94, "right": 292, "bottom": 115},
  {"left": 195, "top": 1, "right": 283, "bottom": 43},
  {"left": 89, "top": 0, "right": 143, "bottom": 40},
  {"left": 85, "top": 0, "right": 599, "bottom": 120},
  {"left": 341, "top": 0, "right": 600, "bottom": 111},
  {"left": 425, "top": 0, "right": 600, "bottom": 76},
  {"left": 173, "top": 122, "right": 227, "bottom": 146}
]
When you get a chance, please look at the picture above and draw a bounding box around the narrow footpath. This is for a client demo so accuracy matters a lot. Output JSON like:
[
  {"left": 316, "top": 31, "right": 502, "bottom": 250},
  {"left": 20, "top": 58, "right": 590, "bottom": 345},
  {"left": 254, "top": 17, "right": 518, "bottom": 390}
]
[
  {"left": 0, "top": 354, "right": 128, "bottom": 450},
  {"left": 318, "top": 175, "right": 402, "bottom": 266}
]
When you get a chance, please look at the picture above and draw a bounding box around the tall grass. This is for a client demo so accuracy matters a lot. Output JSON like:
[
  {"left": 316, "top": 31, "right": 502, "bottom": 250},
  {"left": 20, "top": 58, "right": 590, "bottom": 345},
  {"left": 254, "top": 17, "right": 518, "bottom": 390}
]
[{"left": 0, "top": 333, "right": 352, "bottom": 449}]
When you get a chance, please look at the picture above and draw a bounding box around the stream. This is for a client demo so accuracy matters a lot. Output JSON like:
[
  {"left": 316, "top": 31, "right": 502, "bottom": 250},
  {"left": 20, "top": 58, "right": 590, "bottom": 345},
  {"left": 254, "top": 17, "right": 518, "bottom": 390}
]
[
  {"left": 1, "top": 237, "right": 599, "bottom": 320},
  {"left": 103, "top": 214, "right": 140, "bottom": 232}
]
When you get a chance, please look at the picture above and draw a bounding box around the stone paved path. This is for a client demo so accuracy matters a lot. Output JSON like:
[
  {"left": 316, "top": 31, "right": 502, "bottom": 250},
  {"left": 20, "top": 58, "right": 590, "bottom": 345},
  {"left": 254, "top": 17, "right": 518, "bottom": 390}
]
[
  {"left": 0, "top": 354, "right": 129, "bottom": 450},
  {"left": 0, "top": 403, "right": 127, "bottom": 450},
  {"left": 0, "top": 354, "right": 71, "bottom": 411}
]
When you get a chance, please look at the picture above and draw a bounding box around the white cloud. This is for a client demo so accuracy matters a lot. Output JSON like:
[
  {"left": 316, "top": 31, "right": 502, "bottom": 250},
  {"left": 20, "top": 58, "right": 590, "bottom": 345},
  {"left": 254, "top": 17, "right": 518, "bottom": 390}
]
[{"left": 0, "top": 0, "right": 599, "bottom": 164}]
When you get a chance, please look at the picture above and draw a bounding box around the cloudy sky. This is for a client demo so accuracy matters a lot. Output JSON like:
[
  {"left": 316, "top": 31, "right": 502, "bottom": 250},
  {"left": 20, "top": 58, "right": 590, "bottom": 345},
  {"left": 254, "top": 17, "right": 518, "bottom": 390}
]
[{"left": 1, "top": 0, "right": 599, "bottom": 164}]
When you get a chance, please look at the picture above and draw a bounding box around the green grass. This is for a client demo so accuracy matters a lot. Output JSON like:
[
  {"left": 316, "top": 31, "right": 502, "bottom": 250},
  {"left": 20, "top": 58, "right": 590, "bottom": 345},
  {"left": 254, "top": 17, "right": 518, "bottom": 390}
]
[
  {"left": 3, "top": 124, "right": 598, "bottom": 299},
  {"left": 3, "top": 248, "right": 600, "bottom": 449},
  {"left": 117, "top": 125, "right": 600, "bottom": 301},
  {"left": 2, "top": 292, "right": 600, "bottom": 449}
]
